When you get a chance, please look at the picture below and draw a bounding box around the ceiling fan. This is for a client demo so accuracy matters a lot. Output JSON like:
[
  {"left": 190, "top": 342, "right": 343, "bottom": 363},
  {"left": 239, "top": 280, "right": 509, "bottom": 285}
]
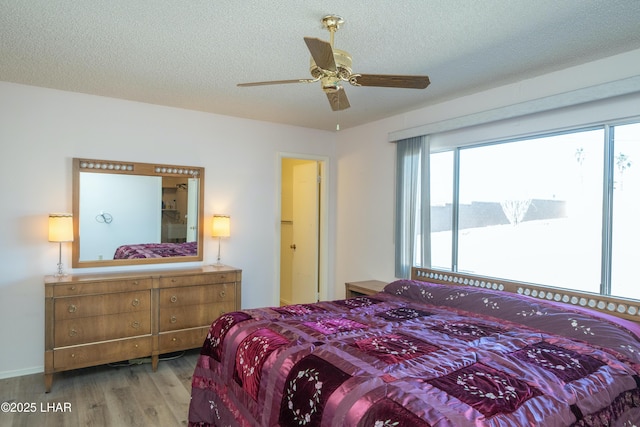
[{"left": 237, "top": 15, "right": 431, "bottom": 112}]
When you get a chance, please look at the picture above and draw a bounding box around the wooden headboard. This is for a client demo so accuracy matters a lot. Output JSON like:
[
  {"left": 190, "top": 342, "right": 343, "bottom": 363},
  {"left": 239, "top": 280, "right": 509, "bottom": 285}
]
[{"left": 411, "top": 267, "right": 640, "bottom": 324}]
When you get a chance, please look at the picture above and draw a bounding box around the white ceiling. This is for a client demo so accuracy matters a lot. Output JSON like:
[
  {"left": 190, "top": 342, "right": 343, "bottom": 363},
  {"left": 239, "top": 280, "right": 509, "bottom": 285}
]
[{"left": 2, "top": 1, "right": 640, "bottom": 131}]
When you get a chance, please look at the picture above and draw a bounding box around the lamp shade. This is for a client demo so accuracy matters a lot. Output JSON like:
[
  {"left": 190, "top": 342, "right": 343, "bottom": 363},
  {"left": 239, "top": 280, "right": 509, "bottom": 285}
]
[
  {"left": 48, "top": 213, "right": 74, "bottom": 242},
  {"left": 211, "top": 215, "right": 230, "bottom": 238}
]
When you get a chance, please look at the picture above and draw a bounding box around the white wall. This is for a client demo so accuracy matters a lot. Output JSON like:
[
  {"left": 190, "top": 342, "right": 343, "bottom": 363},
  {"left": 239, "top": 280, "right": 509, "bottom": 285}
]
[
  {"left": 334, "top": 48, "right": 640, "bottom": 291},
  {"left": 0, "top": 81, "right": 336, "bottom": 378}
]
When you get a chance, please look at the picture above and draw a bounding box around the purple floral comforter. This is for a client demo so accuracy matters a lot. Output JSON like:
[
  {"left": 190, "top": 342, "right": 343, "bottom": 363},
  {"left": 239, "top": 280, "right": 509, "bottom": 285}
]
[
  {"left": 113, "top": 241, "right": 197, "bottom": 259},
  {"left": 188, "top": 279, "right": 640, "bottom": 426}
]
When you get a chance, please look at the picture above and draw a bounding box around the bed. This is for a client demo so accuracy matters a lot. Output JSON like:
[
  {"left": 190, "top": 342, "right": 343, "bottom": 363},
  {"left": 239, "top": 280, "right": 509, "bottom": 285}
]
[
  {"left": 188, "top": 267, "right": 640, "bottom": 426},
  {"left": 113, "top": 241, "right": 197, "bottom": 259}
]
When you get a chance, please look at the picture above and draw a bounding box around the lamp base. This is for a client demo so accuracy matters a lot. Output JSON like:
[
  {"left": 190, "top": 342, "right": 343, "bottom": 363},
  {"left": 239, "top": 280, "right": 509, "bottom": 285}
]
[
  {"left": 55, "top": 243, "right": 68, "bottom": 277},
  {"left": 55, "top": 262, "right": 68, "bottom": 277},
  {"left": 212, "top": 237, "right": 225, "bottom": 268}
]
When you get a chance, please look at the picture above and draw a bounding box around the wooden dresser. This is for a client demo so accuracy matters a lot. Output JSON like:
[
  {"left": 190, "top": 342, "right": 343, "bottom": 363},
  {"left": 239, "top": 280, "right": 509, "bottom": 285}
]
[{"left": 44, "top": 265, "right": 241, "bottom": 392}]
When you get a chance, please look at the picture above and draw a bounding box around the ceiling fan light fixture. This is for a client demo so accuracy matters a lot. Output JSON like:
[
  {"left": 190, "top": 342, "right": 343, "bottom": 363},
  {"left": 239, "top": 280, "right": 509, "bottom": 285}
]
[{"left": 321, "top": 76, "right": 341, "bottom": 93}]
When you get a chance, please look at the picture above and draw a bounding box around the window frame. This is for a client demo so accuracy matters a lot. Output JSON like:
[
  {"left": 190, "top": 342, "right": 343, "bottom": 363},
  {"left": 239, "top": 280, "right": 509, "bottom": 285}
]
[{"left": 404, "top": 117, "right": 640, "bottom": 300}]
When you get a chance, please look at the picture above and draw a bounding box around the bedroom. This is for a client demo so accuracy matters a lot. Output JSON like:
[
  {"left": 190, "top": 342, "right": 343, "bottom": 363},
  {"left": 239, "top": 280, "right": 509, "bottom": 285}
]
[{"left": 2, "top": 1, "right": 640, "bottom": 426}]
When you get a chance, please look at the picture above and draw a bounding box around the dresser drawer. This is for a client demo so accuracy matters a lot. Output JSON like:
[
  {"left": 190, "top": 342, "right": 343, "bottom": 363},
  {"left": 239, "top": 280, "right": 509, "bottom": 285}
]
[
  {"left": 159, "top": 272, "right": 236, "bottom": 288},
  {"left": 159, "top": 327, "right": 209, "bottom": 352},
  {"left": 53, "top": 336, "right": 152, "bottom": 371},
  {"left": 159, "top": 284, "right": 235, "bottom": 307},
  {"left": 159, "top": 303, "right": 235, "bottom": 331},
  {"left": 54, "top": 291, "right": 150, "bottom": 320},
  {"left": 52, "top": 278, "right": 152, "bottom": 297},
  {"left": 55, "top": 312, "right": 151, "bottom": 347}
]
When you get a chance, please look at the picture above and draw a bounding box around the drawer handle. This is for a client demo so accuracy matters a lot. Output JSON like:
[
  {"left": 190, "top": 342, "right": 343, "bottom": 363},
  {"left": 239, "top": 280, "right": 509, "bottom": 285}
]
[
  {"left": 219, "top": 291, "right": 226, "bottom": 298},
  {"left": 172, "top": 337, "right": 177, "bottom": 342},
  {"left": 69, "top": 328, "right": 77, "bottom": 337},
  {"left": 132, "top": 280, "right": 139, "bottom": 285},
  {"left": 135, "top": 344, "right": 139, "bottom": 348},
  {"left": 219, "top": 275, "right": 226, "bottom": 280},
  {"left": 131, "top": 321, "right": 140, "bottom": 329},
  {"left": 170, "top": 295, "right": 178, "bottom": 303},
  {"left": 71, "top": 353, "right": 75, "bottom": 358},
  {"left": 170, "top": 315, "right": 177, "bottom": 324},
  {"left": 131, "top": 298, "right": 140, "bottom": 307},
  {"left": 68, "top": 304, "right": 77, "bottom": 313},
  {"left": 68, "top": 286, "right": 76, "bottom": 291},
  {"left": 171, "top": 278, "right": 177, "bottom": 283}
]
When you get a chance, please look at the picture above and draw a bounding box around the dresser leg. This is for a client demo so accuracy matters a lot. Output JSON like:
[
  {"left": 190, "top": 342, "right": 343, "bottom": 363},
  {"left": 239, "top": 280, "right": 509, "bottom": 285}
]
[
  {"left": 152, "top": 355, "right": 159, "bottom": 371},
  {"left": 44, "top": 373, "right": 53, "bottom": 393},
  {"left": 44, "top": 349, "right": 54, "bottom": 393}
]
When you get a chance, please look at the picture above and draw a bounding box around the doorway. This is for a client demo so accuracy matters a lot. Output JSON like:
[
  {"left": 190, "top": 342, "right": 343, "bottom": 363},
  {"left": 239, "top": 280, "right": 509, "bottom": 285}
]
[{"left": 279, "top": 156, "right": 327, "bottom": 306}]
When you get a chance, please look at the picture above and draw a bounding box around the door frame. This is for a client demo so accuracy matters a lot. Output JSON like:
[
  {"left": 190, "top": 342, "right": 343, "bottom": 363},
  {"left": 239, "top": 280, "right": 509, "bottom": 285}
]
[{"left": 275, "top": 152, "right": 329, "bottom": 306}]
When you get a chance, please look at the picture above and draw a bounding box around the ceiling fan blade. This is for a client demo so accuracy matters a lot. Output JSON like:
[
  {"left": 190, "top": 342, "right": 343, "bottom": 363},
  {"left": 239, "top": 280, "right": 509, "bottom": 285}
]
[
  {"left": 349, "top": 74, "right": 430, "bottom": 89},
  {"left": 304, "top": 37, "right": 336, "bottom": 72},
  {"left": 237, "top": 78, "right": 317, "bottom": 87},
  {"left": 326, "top": 88, "right": 350, "bottom": 111}
]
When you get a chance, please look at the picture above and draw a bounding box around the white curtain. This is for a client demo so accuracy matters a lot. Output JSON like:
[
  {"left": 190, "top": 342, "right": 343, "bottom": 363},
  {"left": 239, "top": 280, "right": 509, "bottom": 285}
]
[{"left": 394, "top": 135, "right": 430, "bottom": 278}]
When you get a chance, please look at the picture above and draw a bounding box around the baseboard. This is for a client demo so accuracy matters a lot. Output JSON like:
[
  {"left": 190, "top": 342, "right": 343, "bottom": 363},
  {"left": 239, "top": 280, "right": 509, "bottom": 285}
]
[{"left": 0, "top": 365, "right": 43, "bottom": 380}]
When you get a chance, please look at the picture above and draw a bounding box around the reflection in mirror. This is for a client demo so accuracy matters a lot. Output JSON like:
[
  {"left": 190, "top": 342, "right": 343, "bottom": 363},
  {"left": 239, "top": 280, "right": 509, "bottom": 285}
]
[{"left": 72, "top": 158, "right": 204, "bottom": 268}]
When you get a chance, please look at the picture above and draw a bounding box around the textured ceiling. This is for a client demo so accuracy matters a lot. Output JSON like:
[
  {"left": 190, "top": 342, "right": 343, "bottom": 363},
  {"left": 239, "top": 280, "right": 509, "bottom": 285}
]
[{"left": 2, "top": 1, "right": 640, "bottom": 131}]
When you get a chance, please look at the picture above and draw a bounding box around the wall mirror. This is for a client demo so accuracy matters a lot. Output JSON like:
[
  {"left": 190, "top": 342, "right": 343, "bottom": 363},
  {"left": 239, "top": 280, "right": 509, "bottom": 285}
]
[{"left": 72, "top": 158, "right": 204, "bottom": 268}]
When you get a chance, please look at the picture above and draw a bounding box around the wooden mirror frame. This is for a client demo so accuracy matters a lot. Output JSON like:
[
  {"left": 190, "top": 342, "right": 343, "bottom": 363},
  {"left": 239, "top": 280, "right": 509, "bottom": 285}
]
[{"left": 72, "top": 158, "right": 204, "bottom": 268}]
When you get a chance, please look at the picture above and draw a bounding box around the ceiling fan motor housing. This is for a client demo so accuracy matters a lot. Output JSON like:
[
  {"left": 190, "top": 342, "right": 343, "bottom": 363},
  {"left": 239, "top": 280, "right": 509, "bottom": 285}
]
[{"left": 309, "top": 48, "right": 353, "bottom": 82}]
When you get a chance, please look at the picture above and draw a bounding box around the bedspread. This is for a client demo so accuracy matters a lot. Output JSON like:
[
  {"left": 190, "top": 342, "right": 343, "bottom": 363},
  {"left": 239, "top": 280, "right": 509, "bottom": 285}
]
[
  {"left": 188, "top": 279, "right": 640, "bottom": 426},
  {"left": 113, "top": 241, "right": 196, "bottom": 259}
]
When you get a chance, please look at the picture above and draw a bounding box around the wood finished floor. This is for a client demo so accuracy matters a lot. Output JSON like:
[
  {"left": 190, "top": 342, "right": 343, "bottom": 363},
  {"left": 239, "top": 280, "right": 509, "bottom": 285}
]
[{"left": 0, "top": 350, "right": 200, "bottom": 427}]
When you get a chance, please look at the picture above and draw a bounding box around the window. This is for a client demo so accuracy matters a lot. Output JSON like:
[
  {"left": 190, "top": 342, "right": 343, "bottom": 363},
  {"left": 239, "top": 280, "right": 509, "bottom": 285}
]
[
  {"left": 429, "top": 151, "right": 453, "bottom": 270},
  {"left": 401, "top": 120, "right": 640, "bottom": 300},
  {"left": 455, "top": 129, "right": 604, "bottom": 293},
  {"left": 611, "top": 122, "right": 640, "bottom": 298}
]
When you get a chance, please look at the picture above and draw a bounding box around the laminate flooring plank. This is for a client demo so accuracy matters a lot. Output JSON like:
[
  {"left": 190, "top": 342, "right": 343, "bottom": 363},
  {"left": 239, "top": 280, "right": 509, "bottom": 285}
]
[
  {"left": 147, "top": 363, "right": 192, "bottom": 425},
  {"left": 101, "top": 384, "right": 147, "bottom": 427},
  {"left": 72, "top": 366, "right": 115, "bottom": 427},
  {"left": 98, "top": 362, "right": 181, "bottom": 427},
  {"left": 0, "top": 375, "right": 21, "bottom": 426},
  {"left": 121, "top": 362, "right": 182, "bottom": 426},
  {"left": 45, "top": 372, "right": 79, "bottom": 427},
  {"left": 0, "top": 367, "right": 79, "bottom": 427},
  {"left": 166, "top": 351, "right": 200, "bottom": 392},
  {"left": 48, "top": 367, "right": 103, "bottom": 427},
  {"left": 0, "top": 350, "right": 199, "bottom": 427}
]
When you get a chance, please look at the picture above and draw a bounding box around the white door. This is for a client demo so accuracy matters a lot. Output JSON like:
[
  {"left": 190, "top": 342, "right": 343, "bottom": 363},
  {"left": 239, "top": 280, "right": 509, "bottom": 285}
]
[
  {"left": 186, "top": 178, "right": 199, "bottom": 242},
  {"left": 291, "top": 162, "right": 319, "bottom": 304}
]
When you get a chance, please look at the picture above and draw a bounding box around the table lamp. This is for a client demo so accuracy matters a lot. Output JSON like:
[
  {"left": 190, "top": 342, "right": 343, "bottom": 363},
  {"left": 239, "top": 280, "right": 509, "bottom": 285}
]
[
  {"left": 211, "top": 214, "right": 230, "bottom": 266},
  {"left": 48, "top": 213, "right": 74, "bottom": 276}
]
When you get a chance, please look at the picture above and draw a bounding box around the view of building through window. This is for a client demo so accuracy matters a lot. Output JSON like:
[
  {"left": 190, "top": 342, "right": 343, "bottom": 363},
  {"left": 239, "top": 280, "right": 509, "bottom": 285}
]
[{"left": 429, "top": 122, "right": 639, "bottom": 300}]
